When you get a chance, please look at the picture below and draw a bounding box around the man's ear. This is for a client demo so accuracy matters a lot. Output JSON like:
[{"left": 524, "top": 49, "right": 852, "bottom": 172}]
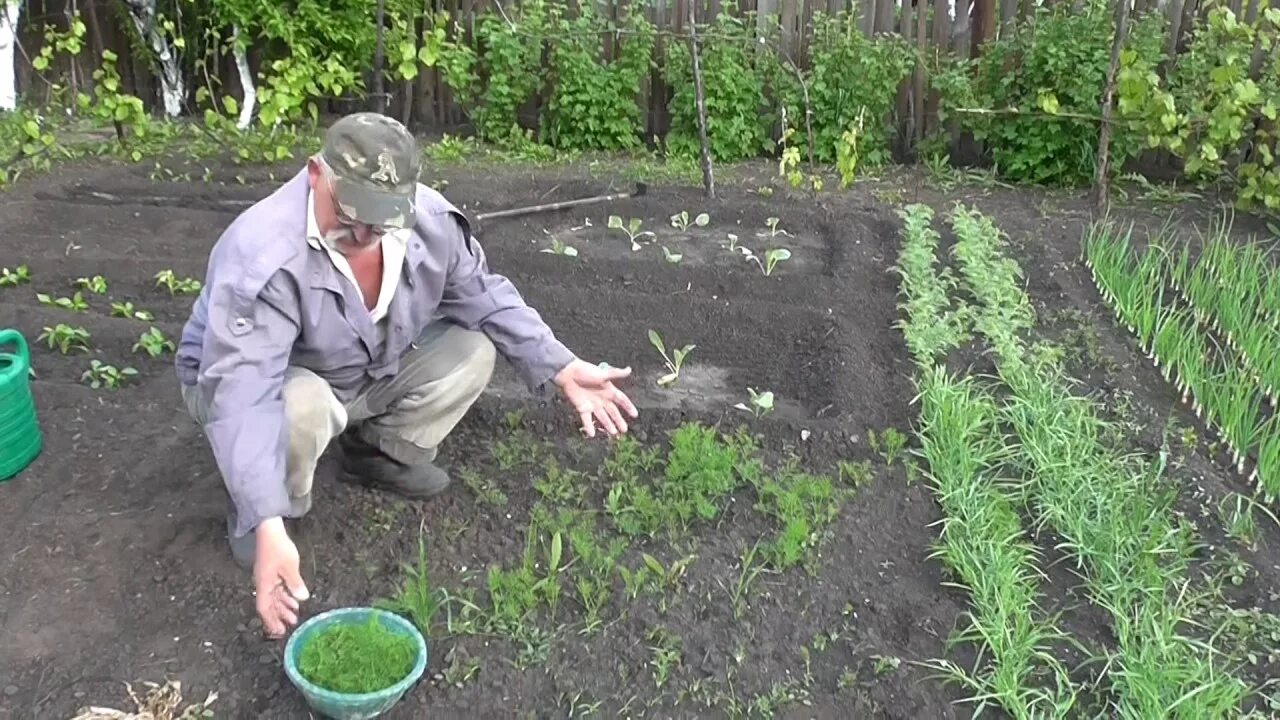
[{"left": 305, "top": 156, "right": 322, "bottom": 190}]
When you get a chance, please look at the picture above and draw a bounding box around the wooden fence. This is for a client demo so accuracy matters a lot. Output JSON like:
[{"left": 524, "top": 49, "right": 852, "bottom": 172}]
[{"left": 5, "top": 0, "right": 1246, "bottom": 155}]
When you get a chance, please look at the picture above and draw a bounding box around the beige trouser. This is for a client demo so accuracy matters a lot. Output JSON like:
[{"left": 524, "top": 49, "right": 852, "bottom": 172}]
[{"left": 181, "top": 320, "right": 496, "bottom": 503}]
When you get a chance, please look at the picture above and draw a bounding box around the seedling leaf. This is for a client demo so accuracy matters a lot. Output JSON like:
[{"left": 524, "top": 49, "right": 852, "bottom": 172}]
[{"left": 648, "top": 329, "right": 665, "bottom": 355}]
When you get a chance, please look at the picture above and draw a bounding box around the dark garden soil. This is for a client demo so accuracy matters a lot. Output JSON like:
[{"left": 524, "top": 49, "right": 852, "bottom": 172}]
[{"left": 0, "top": 150, "right": 1277, "bottom": 719}]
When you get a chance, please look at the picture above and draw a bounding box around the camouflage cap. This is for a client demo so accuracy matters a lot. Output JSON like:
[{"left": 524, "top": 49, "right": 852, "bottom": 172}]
[{"left": 320, "top": 112, "right": 421, "bottom": 229}]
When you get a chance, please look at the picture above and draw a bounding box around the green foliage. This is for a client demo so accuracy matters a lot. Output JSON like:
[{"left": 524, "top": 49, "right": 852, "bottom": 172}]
[
  {"left": 438, "top": 1, "right": 549, "bottom": 144},
  {"left": 662, "top": 10, "right": 773, "bottom": 162},
  {"left": 542, "top": 2, "right": 655, "bottom": 151},
  {"left": 968, "top": 5, "right": 1165, "bottom": 185},
  {"left": 81, "top": 50, "right": 160, "bottom": 154},
  {"left": 801, "top": 12, "right": 913, "bottom": 167},
  {"left": 296, "top": 615, "right": 419, "bottom": 694},
  {"left": 221, "top": 0, "right": 381, "bottom": 126},
  {"left": 1120, "top": 6, "right": 1280, "bottom": 213}
]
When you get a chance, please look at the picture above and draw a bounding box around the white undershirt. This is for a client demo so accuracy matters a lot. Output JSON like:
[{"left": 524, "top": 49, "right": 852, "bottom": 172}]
[{"left": 305, "top": 189, "right": 408, "bottom": 325}]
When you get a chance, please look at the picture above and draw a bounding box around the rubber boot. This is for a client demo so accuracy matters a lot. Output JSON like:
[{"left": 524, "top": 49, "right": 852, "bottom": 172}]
[{"left": 336, "top": 429, "right": 452, "bottom": 499}]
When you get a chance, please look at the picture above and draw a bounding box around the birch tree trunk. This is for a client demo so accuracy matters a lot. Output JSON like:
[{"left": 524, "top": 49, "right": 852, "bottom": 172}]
[
  {"left": 120, "top": 0, "right": 185, "bottom": 117},
  {"left": 231, "top": 24, "right": 255, "bottom": 128},
  {"left": 0, "top": 0, "right": 21, "bottom": 111}
]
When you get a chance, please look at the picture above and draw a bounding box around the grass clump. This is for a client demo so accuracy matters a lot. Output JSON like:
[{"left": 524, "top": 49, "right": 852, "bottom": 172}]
[
  {"left": 894, "top": 203, "right": 1080, "bottom": 717},
  {"left": 297, "top": 615, "right": 419, "bottom": 695},
  {"left": 948, "top": 203, "right": 1251, "bottom": 717}
]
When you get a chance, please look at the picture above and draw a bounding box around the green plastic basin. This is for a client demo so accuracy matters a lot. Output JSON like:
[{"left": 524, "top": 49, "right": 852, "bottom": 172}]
[
  {"left": 0, "top": 329, "right": 41, "bottom": 482},
  {"left": 283, "top": 607, "right": 427, "bottom": 720}
]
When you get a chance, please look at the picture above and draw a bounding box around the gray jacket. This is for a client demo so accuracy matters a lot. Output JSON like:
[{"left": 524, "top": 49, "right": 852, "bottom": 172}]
[{"left": 175, "top": 169, "right": 574, "bottom": 534}]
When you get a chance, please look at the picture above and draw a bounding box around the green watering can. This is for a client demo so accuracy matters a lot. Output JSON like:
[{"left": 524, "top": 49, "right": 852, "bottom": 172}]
[{"left": 0, "top": 329, "right": 41, "bottom": 481}]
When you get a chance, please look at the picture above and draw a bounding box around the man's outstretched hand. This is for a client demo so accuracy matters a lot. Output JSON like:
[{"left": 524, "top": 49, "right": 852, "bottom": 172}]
[
  {"left": 554, "top": 359, "right": 639, "bottom": 438},
  {"left": 253, "top": 517, "right": 310, "bottom": 638}
]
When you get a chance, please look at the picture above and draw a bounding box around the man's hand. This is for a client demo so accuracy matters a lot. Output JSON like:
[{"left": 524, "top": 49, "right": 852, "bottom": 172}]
[
  {"left": 253, "top": 517, "right": 310, "bottom": 638},
  {"left": 554, "top": 359, "right": 639, "bottom": 438}
]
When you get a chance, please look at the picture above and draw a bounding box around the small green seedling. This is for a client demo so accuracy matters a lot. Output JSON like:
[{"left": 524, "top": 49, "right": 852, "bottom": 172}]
[
  {"left": 110, "top": 301, "right": 153, "bottom": 321},
  {"left": 868, "top": 427, "right": 907, "bottom": 465},
  {"left": 36, "top": 291, "right": 88, "bottom": 312},
  {"left": 0, "top": 265, "right": 30, "bottom": 287},
  {"left": 872, "top": 655, "right": 901, "bottom": 675},
  {"left": 662, "top": 246, "right": 682, "bottom": 263},
  {"left": 74, "top": 275, "right": 108, "bottom": 294},
  {"left": 607, "top": 215, "right": 655, "bottom": 252},
  {"left": 734, "top": 387, "right": 774, "bottom": 418},
  {"left": 541, "top": 237, "right": 578, "bottom": 257},
  {"left": 133, "top": 327, "right": 176, "bottom": 357},
  {"left": 739, "top": 246, "right": 792, "bottom": 276},
  {"left": 82, "top": 360, "right": 137, "bottom": 389},
  {"left": 376, "top": 526, "right": 446, "bottom": 635},
  {"left": 762, "top": 248, "right": 791, "bottom": 275},
  {"left": 38, "top": 324, "right": 90, "bottom": 354},
  {"left": 762, "top": 216, "right": 791, "bottom": 238},
  {"left": 154, "top": 269, "right": 202, "bottom": 295},
  {"left": 669, "top": 211, "right": 709, "bottom": 230},
  {"left": 648, "top": 329, "right": 694, "bottom": 386}
]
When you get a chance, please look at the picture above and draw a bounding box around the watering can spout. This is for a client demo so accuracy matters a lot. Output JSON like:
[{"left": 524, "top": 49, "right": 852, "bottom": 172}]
[{"left": 0, "top": 328, "right": 42, "bottom": 481}]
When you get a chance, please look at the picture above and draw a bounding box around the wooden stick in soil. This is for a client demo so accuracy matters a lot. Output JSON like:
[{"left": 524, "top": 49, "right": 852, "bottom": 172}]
[
  {"left": 1093, "top": 0, "right": 1132, "bottom": 213},
  {"left": 688, "top": 6, "right": 715, "bottom": 199},
  {"left": 373, "top": 0, "right": 388, "bottom": 114}
]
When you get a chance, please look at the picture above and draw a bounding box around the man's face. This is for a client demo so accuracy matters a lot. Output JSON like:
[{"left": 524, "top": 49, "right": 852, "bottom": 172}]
[{"left": 308, "top": 159, "right": 389, "bottom": 256}]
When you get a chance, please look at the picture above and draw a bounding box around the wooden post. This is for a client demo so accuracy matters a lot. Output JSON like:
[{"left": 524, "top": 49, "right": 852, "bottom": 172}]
[
  {"left": 688, "top": 6, "right": 715, "bottom": 198},
  {"left": 374, "top": 0, "right": 388, "bottom": 113},
  {"left": 1094, "top": 0, "right": 1132, "bottom": 213}
]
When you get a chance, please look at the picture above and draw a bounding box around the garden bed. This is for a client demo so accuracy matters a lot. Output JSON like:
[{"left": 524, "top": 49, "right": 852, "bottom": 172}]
[{"left": 0, "top": 152, "right": 1277, "bottom": 718}]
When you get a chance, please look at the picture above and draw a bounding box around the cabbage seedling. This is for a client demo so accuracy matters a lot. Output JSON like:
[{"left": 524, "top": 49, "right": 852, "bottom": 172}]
[
  {"left": 734, "top": 388, "right": 774, "bottom": 418},
  {"left": 74, "top": 275, "right": 108, "bottom": 294},
  {"left": 154, "top": 269, "right": 202, "bottom": 295},
  {"left": 541, "top": 237, "right": 578, "bottom": 257},
  {"left": 670, "top": 211, "right": 709, "bottom": 230},
  {"left": 36, "top": 291, "right": 88, "bottom": 312},
  {"left": 761, "top": 217, "right": 792, "bottom": 238},
  {"left": 608, "top": 215, "right": 655, "bottom": 251},
  {"left": 648, "top": 329, "right": 694, "bottom": 386},
  {"left": 82, "top": 360, "right": 137, "bottom": 389},
  {"left": 38, "top": 324, "right": 90, "bottom": 354},
  {"left": 110, "top": 301, "right": 153, "bottom": 321},
  {"left": 662, "top": 246, "right": 683, "bottom": 263},
  {"left": 0, "top": 265, "right": 30, "bottom": 287},
  {"left": 134, "top": 327, "right": 177, "bottom": 357},
  {"left": 739, "top": 246, "right": 792, "bottom": 276}
]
